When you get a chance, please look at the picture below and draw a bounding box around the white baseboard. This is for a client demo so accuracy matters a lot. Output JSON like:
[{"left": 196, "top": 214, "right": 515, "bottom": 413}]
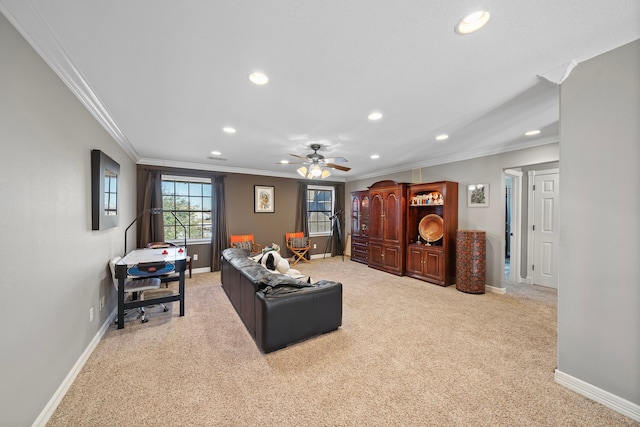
[
  {"left": 555, "top": 369, "right": 640, "bottom": 422},
  {"left": 486, "top": 285, "right": 506, "bottom": 294},
  {"left": 32, "top": 308, "right": 117, "bottom": 427},
  {"left": 310, "top": 253, "right": 332, "bottom": 260},
  {"left": 191, "top": 267, "right": 210, "bottom": 275}
]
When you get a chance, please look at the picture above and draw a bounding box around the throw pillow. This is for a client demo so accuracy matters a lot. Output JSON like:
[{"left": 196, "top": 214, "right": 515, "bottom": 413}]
[
  {"left": 233, "top": 241, "right": 253, "bottom": 251},
  {"left": 289, "top": 237, "right": 308, "bottom": 248}
]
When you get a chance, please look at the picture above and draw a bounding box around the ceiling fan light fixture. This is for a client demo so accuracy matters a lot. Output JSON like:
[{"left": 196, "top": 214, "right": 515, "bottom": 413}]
[
  {"left": 455, "top": 11, "right": 490, "bottom": 35},
  {"left": 297, "top": 164, "right": 331, "bottom": 179},
  {"left": 290, "top": 144, "right": 348, "bottom": 179},
  {"left": 310, "top": 164, "right": 323, "bottom": 178}
]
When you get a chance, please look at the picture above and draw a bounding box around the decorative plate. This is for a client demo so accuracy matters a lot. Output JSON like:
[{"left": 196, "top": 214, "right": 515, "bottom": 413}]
[{"left": 418, "top": 214, "right": 444, "bottom": 242}]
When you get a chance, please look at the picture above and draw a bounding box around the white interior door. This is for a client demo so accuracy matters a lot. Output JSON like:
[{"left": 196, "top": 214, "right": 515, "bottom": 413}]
[{"left": 531, "top": 171, "right": 559, "bottom": 288}]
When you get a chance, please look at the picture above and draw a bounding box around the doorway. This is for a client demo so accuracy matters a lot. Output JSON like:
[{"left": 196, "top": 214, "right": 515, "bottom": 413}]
[{"left": 504, "top": 169, "right": 522, "bottom": 285}]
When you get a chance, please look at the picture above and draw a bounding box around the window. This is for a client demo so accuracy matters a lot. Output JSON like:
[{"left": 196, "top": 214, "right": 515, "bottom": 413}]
[
  {"left": 161, "top": 176, "right": 212, "bottom": 242},
  {"left": 307, "top": 185, "right": 334, "bottom": 235},
  {"left": 104, "top": 170, "right": 118, "bottom": 216}
]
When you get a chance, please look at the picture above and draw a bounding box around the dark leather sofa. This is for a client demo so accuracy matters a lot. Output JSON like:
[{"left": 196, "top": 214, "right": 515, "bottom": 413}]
[{"left": 221, "top": 248, "right": 343, "bottom": 353}]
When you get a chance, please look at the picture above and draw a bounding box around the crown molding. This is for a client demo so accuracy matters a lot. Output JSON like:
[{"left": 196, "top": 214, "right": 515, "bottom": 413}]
[
  {"left": 1, "top": 0, "right": 139, "bottom": 162},
  {"left": 137, "top": 158, "right": 347, "bottom": 182},
  {"left": 348, "top": 137, "right": 558, "bottom": 181}
]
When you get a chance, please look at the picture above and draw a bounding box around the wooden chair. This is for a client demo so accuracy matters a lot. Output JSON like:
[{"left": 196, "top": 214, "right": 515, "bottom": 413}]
[
  {"left": 230, "top": 234, "right": 261, "bottom": 254},
  {"left": 286, "top": 232, "right": 311, "bottom": 266},
  {"left": 146, "top": 242, "right": 192, "bottom": 278}
]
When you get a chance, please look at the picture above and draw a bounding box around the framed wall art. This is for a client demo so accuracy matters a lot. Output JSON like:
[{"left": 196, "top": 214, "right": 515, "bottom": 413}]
[
  {"left": 254, "top": 185, "right": 275, "bottom": 213},
  {"left": 91, "top": 149, "right": 120, "bottom": 229},
  {"left": 467, "top": 183, "right": 489, "bottom": 207}
]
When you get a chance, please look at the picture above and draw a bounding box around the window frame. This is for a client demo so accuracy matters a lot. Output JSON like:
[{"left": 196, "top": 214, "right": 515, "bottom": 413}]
[
  {"left": 161, "top": 175, "right": 212, "bottom": 244},
  {"left": 306, "top": 185, "right": 335, "bottom": 237}
]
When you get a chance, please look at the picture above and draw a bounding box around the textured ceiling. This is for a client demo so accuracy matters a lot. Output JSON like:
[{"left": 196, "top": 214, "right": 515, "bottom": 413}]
[{"left": 2, "top": 1, "right": 639, "bottom": 180}]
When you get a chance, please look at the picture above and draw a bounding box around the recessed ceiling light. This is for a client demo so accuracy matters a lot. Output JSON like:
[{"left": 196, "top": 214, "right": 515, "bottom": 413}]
[
  {"left": 222, "top": 127, "right": 236, "bottom": 134},
  {"left": 368, "top": 111, "right": 383, "bottom": 121},
  {"left": 248, "top": 72, "right": 269, "bottom": 85},
  {"left": 210, "top": 151, "right": 222, "bottom": 156},
  {"left": 371, "top": 154, "right": 380, "bottom": 159},
  {"left": 280, "top": 160, "right": 289, "bottom": 164},
  {"left": 525, "top": 129, "right": 541, "bottom": 136},
  {"left": 436, "top": 134, "right": 449, "bottom": 141},
  {"left": 455, "top": 11, "right": 490, "bottom": 35}
]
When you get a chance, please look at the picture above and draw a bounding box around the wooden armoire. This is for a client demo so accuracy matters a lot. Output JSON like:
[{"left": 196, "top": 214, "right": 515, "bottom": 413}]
[
  {"left": 367, "top": 180, "right": 407, "bottom": 275},
  {"left": 350, "top": 180, "right": 459, "bottom": 286}
]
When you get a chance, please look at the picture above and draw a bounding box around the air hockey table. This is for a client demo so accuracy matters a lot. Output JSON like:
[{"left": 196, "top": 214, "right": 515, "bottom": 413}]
[{"left": 114, "top": 246, "right": 187, "bottom": 329}]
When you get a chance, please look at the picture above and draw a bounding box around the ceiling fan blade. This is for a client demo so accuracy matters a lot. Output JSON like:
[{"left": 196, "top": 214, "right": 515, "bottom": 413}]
[
  {"left": 327, "top": 163, "right": 351, "bottom": 172},
  {"left": 289, "top": 153, "right": 307, "bottom": 160},
  {"left": 325, "top": 156, "right": 348, "bottom": 163}
]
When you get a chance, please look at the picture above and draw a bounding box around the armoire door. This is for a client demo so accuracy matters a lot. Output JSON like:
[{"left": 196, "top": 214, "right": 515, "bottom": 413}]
[
  {"left": 369, "top": 192, "right": 384, "bottom": 243},
  {"left": 383, "top": 190, "right": 402, "bottom": 244}
]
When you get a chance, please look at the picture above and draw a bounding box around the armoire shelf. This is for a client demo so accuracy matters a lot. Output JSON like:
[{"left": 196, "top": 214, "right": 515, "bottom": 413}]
[{"left": 405, "top": 181, "right": 458, "bottom": 286}]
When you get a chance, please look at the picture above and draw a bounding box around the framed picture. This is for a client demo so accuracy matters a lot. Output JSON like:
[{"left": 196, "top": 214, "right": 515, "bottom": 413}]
[
  {"left": 91, "top": 149, "right": 120, "bottom": 229},
  {"left": 254, "top": 185, "right": 275, "bottom": 213},
  {"left": 467, "top": 183, "right": 489, "bottom": 207}
]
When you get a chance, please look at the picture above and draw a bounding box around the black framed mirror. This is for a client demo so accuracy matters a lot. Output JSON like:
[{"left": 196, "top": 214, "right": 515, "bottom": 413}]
[{"left": 91, "top": 149, "right": 120, "bottom": 230}]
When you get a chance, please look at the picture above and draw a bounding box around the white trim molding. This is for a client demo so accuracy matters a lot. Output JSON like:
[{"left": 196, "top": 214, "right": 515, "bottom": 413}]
[
  {"left": 555, "top": 369, "right": 640, "bottom": 422},
  {"left": 31, "top": 309, "right": 117, "bottom": 427},
  {"left": 485, "top": 285, "right": 506, "bottom": 294}
]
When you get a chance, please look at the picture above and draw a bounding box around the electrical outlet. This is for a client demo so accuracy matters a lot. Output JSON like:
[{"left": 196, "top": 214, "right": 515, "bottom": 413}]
[
  {"left": 313, "top": 244, "right": 317, "bottom": 249},
  {"left": 89, "top": 307, "right": 94, "bottom": 322},
  {"left": 193, "top": 254, "right": 198, "bottom": 261}
]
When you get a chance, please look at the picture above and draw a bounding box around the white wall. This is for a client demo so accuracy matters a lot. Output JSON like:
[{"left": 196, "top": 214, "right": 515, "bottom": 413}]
[
  {"left": 346, "top": 143, "right": 560, "bottom": 289},
  {"left": 558, "top": 39, "right": 640, "bottom": 407},
  {"left": 0, "top": 14, "right": 136, "bottom": 426}
]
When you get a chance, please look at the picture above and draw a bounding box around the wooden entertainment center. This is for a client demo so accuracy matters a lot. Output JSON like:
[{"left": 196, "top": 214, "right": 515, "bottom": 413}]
[{"left": 350, "top": 180, "right": 458, "bottom": 286}]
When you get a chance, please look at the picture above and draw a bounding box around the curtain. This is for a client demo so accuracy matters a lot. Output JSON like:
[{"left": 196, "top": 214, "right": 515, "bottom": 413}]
[
  {"left": 138, "top": 169, "right": 164, "bottom": 247},
  {"left": 330, "top": 182, "right": 345, "bottom": 256},
  {"left": 295, "top": 181, "right": 309, "bottom": 235},
  {"left": 210, "top": 175, "right": 228, "bottom": 271},
  {"left": 294, "top": 181, "right": 309, "bottom": 260}
]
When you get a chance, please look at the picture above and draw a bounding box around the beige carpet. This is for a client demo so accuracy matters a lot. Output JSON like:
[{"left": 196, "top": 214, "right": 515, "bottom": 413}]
[{"left": 47, "top": 257, "right": 637, "bottom": 426}]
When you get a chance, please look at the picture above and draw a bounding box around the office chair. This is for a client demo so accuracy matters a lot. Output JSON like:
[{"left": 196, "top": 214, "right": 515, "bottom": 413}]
[{"left": 109, "top": 257, "right": 167, "bottom": 324}]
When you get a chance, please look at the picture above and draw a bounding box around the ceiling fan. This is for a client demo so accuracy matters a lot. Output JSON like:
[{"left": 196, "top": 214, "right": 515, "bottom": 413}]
[{"left": 286, "top": 144, "right": 351, "bottom": 179}]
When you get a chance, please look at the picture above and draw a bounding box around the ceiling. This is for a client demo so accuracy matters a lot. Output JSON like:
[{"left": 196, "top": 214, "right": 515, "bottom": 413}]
[{"left": 2, "top": 1, "right": 639, "bottom": 181}]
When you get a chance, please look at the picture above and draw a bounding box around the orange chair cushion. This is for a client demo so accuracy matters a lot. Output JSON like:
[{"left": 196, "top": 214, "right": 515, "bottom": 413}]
[{"left": 230, "top": 234, "right": 256, "bottom": 244}]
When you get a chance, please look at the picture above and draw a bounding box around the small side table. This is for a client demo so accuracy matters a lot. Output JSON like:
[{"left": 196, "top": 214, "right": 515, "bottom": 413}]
[{"left": 456, "top": 230, "right": 486, "bottom": 294}]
